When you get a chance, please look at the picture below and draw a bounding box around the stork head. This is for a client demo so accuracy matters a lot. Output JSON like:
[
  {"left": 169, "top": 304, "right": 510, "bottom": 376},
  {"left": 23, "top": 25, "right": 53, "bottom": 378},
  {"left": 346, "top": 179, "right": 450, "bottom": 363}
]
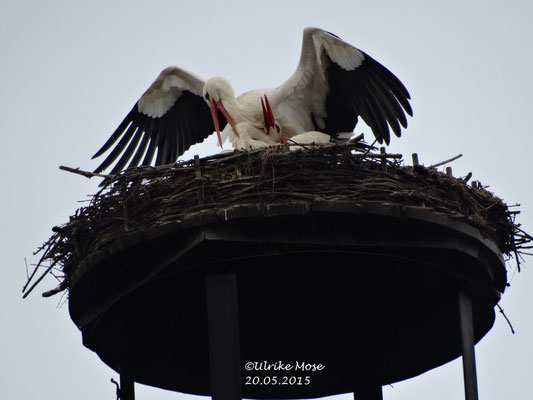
[
  {"left": 203, "top": 77, "right": 235, "bottom": 104},
  {"left": 261, "top": 95, "right": 285, "bottom": 143},
  {"left": 203, "top": 78, "right": 239, "bottom": 146}
]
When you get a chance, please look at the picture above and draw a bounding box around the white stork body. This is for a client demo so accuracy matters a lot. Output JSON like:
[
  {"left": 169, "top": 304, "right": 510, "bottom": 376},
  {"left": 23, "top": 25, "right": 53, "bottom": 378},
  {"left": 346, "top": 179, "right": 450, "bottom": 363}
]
[
  {"left": 92, "top": 27, "right": 412, "bottom": 174},
  {"left": 228, "top": 120, "right": 283, "bottom": 150},
  {"left": 288, "top": 131, "right": 331, "bottom": 145},
  {"left": 229, "top": 129, "right": 333, "bottom": 152}
]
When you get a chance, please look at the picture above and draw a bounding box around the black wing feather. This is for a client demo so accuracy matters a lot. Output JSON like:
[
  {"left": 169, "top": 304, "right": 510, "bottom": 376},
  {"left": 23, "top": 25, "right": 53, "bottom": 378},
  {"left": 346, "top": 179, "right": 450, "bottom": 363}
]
[
  {"left": 321, "top": 51, "right": 412, "bottom": 144},
  {"left": 141, "top": 119, "right": 159, "bottom": 167},
  {"left": 93, "top": 91, "right": 226, "bottom": 173},
  {"left": 94, "top": 119, "right": 139, "bottom": 173},
  {"left": 92, "top": 107, "right": 137, "bottom": 159},
  {"left": 363, "top": 74, "right": 403, "bottom": 137},
  {"left": 109, "top": 127, "right": 143, "bottom": 175},
  {"left": 366, "top": 69, "right": 409, "bottom": 129},
  {"left": 154, "top": 118, "right": 167, "bottom": 166},
  {"left": 127, "top": 120, "right": 151, "bottom": 169},
  {"left": 366, "top": 54, "right": 412, "bottom": 116}
]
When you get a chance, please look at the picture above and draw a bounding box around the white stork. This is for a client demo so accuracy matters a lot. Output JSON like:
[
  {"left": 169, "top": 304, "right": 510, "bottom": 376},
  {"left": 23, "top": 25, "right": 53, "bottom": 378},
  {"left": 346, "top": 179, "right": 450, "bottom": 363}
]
[
  {"left": 222, "top": 94, "right": 285, "bottom": 150},
  {"left": 228, "top": 95, "right": 334, "bottom": 151},
  {"left": 92, "top": 27, "right": 412, "bottom": 173}
]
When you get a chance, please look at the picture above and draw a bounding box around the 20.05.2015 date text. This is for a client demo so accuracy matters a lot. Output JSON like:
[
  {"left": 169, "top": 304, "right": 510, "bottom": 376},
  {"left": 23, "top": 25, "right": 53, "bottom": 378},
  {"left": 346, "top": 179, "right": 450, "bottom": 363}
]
[{"left": 245, "top": 376, "right": 311, "bottom": 386}]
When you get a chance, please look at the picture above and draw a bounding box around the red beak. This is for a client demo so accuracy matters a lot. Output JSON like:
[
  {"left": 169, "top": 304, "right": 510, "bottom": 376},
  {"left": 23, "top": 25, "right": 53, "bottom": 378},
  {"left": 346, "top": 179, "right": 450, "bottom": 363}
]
[
  {"left": 210, "top": 100, "right": 239, "bottom": 148},
  {"left": 261, "top": 95, "right": 276, "bottom": 134}
]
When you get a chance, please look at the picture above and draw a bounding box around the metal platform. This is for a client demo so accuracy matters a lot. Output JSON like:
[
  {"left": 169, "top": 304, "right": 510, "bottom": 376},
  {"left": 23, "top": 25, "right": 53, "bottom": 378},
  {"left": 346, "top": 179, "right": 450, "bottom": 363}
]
[{"left": 68, "top": 201, "right": 506, "bottom": 399}]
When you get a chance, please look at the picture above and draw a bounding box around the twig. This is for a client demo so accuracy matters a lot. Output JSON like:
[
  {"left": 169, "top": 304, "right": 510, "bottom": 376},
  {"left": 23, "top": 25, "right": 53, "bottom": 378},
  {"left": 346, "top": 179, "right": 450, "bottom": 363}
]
[
  {"left": 110, "top": 378, "right": 121, "bottom": 400},
  {"left": 22, "top": 248, "right": 50, "bottom": 293},
  {"left": 42, "top": 281, "right": 68, "bottom": 297},
  {"left": 56, "top": 289, "right": 69, "bottom": 309},
  {"left": 287, "top": 139, "right": 313, "bottom": 151},
  {"left": 511, "top": 232, "right": 522, "bottom": 272},
  {"left": 463, "top": 172, "right": 473, "bottom": 183},
  {"left": 496, "top": 304, "right": 515, "bottom": 334},
  {"left": 429, "top": 154, "right": 463, "bottom": 169},
  {"left": 352, "top": 153, "right": 402, "bottom": 159},
  {"left": 22, "top": 262, "right": 56, "bottom": 299},
  {"left": 361, "top": 138, "right": 378, "bottom": 158},
  {"left": 59, "top": 165, "right": 112, "bottom": 179},
  {"left": 350, "top": 132, "right": 365, "bottom": 143}
]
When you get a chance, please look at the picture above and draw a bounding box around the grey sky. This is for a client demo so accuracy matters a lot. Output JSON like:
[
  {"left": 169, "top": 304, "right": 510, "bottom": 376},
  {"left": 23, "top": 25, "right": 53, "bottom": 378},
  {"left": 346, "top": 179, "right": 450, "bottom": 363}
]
[{"left": 2, "top": 1, "right": 532, "bottom": 399}]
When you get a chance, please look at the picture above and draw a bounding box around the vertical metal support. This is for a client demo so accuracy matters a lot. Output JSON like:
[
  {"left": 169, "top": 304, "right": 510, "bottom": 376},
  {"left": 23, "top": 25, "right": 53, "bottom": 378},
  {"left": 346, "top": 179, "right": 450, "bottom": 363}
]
[
  {"left": 411, "top": 153, "right": 419, "bottom": 166},
  {"left": 194, "top": 155, "right": 204, "bottom": 205},
  {"left": 354, "top": 384, "right": 383, "bottom": 400},
  {"left": 458, "top": 291, "right": 479, "bottom": 400},
  {"left": 119, "top": 370, "right": 135, "bottom": 400},
  {"left": 380, "top": 147, "right": 387, "bottom": 173},
  {"left": 206, "top": 271, "right": 242, "bottom": 400}
]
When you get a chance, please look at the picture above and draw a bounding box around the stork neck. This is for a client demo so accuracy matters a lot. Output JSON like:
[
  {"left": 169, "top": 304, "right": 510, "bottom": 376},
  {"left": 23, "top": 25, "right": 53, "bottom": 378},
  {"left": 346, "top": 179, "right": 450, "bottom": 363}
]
[{"left": 223, "top": 98, "right": 247, "bottom": 124}]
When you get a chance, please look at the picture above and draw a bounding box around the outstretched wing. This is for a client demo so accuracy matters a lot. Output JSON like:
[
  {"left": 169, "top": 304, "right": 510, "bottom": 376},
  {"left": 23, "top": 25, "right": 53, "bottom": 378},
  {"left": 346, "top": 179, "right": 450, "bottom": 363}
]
[
  {"left": 92, "top": 66, "right": 226, "bottom": 174},
  {"left": 272, "top": 27, "right": 412, "bottom": 144}
]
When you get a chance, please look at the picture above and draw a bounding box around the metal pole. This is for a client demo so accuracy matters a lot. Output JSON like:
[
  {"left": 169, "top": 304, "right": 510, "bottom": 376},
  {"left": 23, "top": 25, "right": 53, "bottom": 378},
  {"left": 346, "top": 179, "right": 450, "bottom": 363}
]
[
  {"left": 206, "top": 271, "right": 242, "bottom": 400},
  {"left": 354, "top": 384, "right": 383, "bottom": 400},
  {"left": 458, "top": 290, "right": 479, "bottom": 400},
  {"left": 119, "top": 369, "right": 135, "bottom": 400}
]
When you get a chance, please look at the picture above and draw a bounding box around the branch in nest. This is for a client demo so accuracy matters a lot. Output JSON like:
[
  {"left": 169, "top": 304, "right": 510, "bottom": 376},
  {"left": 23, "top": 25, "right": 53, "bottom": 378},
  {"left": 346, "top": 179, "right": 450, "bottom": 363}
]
[
  {"left": 429, "top": 154, "right": 463, "bottom": 169},
  {"left": 59, "top": 165, "right": 112, "bottom": 179},
  {"left": 42, "top": 281, "right": 68, "bottom": 297},
  {"left": 22, "top": 262, "right": 56, "bottom": 299},
  {"left": 496, "top": 304, "right": 515, "bottom": 334}
]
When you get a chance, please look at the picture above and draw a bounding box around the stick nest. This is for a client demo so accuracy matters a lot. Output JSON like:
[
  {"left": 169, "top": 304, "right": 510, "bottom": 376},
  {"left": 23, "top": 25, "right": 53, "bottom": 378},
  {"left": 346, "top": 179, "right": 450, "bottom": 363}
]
[{"left": 27, "top": 142, "right": 532, "bottom": 298}]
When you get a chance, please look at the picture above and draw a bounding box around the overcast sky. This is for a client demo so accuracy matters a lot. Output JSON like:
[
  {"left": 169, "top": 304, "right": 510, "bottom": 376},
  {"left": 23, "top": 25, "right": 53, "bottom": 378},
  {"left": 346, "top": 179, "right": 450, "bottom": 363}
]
[{"left": 2, "top": 1, "right": 532, "bottom": 399}]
